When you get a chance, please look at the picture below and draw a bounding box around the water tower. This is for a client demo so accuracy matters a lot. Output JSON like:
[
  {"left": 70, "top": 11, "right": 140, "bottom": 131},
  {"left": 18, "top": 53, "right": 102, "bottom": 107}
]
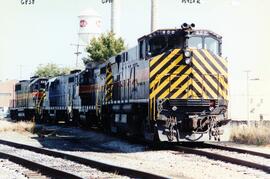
[
  {"left": 78, "top": 8, "right": 102, "bottom": 44},
  {"left": 72, "top": 8, "right": 102, "bottom": 67}
]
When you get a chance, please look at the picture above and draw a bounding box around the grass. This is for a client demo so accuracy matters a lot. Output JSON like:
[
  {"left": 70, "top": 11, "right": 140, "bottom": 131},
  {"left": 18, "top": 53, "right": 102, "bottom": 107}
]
[
  {"left": 230, "top": 122, "right": 270, "bottom": 145},
  {"left": 0, "top": 120, "right": 35, "bottom": 133}
]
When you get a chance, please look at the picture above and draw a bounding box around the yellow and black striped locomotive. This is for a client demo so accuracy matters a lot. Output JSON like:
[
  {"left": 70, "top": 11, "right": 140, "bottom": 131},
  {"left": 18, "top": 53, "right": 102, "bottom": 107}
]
[
  {"left": 10, "top": 23, "right": 229, "bottom": 142},
  {"left": 80, "top": 23, "right": 229, "bottom": 142}
]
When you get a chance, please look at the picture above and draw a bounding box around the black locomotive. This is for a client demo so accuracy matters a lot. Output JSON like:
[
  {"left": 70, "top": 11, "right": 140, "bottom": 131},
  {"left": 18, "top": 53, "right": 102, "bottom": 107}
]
[{"left": 10, "top": 23, "right": 229, "bottom": 142}]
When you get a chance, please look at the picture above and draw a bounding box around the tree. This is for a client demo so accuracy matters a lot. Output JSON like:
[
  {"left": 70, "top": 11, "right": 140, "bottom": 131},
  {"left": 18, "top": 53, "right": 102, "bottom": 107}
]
[
  {"left": 85, "top": 32, "right": 126, "bottom": 64},
  {"left": 34, "top": 63, "right": 71, "bottom": 78}
]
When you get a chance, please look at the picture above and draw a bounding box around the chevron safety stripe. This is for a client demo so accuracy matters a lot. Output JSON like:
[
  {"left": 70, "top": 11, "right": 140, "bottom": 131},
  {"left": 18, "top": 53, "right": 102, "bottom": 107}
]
[
  {"left": 150, "top": 49, "right": 180, "bottom": 78},
  {"left": 150, "top": 54, "right": 183, "bottom": 89},
  {"left": 192, "top": 79, "right": 209, "bottom": 99},
  {"left": 192, "top": 70, "right": 217, "bottom": 98},
  {"left": 149, "top": 48, "right": 228, "bottom": 101},
  {"left": 193, "top": 50, "right": 227, "bottom": 89},
  {"left": 170, "top": 77, "right": 191, "bottom": 99},
  {"left": 192, "top": 49, "right": 228, "bottom": 99},
  {"left": 202, "top": 50, "right": 227, "bottom": 77},
  {"left": 193, "top": 61, "right": 225, "bottom": 99},
  {"left": 193, "top": 52, "right": 225, "bottom": 86},
  {"left": 158, "top": 68, "right": 191, "bottom": 99},
  {"left": 188, "top": 89, "right": 198, "bottom": 99},
  {"left": 197, "top": 49, "right": 228, "bottom": 82},
  {"left": 149, "top": 52, "right": 166, "bottom": 67},
  {"left": 149, "top": 48, "right": 191, "bottom": 100},
  {"left": 105, "top": 64, "right": 113, "bottom": 102}
]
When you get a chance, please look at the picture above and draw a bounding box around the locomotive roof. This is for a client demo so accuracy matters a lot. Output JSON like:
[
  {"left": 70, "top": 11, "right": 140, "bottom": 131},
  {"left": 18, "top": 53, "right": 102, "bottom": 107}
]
[
  {"left": 138, "top": 28, "right": 222, "bottom": 41},
  {"left": 48, "top": 77, "right": 57, "bottom": 83},
  {"left": 18, "top": 80, "right": 30, "bottom": 83},
  {"left": 29, "top": 77, "right": 48, "bottom": 86}
]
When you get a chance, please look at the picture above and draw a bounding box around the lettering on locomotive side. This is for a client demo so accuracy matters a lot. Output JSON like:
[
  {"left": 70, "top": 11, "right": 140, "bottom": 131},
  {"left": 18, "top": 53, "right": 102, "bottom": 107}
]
[{"left": 181, "top": 0, "right": 201, "bottom": 4}]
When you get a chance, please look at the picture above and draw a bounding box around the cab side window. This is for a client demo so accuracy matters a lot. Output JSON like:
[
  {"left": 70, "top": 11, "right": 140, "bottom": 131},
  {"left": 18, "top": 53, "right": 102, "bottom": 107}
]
[
  {"left": 139, "top": 40, "right": 145, "bottom": 59},
  {"left": 15, "top": 84, "right": 21, "bottom": 91}
]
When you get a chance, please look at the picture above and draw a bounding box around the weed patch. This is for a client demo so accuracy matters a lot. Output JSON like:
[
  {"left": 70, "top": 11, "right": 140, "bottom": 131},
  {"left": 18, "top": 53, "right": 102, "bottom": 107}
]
[
  {"left": 230, "top": 123, "right": 270, "bottom": 145},
  {"left": 0, "top": 120, "right": 35, "bottom": 133}
]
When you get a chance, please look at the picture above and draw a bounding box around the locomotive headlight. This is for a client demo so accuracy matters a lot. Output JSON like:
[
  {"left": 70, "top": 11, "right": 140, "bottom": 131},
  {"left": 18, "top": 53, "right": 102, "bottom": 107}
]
[
  {"left": 185, "top": 58, "right": 191, "bottom": 65},
  {"left": 172, "top": 106, "right": 178, "bottom": 111},
  {"left": 184, "top": 50, "right": 192, "bottom": 58}
]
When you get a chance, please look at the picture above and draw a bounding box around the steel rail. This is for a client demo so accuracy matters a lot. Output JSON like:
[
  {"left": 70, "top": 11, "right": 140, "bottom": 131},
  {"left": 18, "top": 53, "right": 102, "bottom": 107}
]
[
  {"left": 202, "top": 143, "right": 270, "bottom": 159},
  {"left": 0, "top": 151, "right": 82, "bottom": 179},
  {"left": 174, "top": 145, "right": 270, "bottom": 174},
  {"left": 0, "top": 139, "right": 168, "bottom": 179}
]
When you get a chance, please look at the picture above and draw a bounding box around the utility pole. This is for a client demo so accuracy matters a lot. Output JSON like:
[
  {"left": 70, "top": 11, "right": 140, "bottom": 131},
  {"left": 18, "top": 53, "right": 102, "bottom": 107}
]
[
  {"left": 102, "top": 0, "right": 157, "bottom": 33},
  {"left": 102, "top": 0, "right": 121, "bottom": 35},
  {"left": 244, "top": 70, "right": 260, "bottom": 123},
  {"left": 244, "top": 70, "right": 250, "bottom": 122},
  {"left": 19, "top": 65, "right": 22, "bottom": 79},
  {"left": 111, "top": 0, "right": 120, "bottom": 34},
  {"left": 17, "top": 65, "right": 23, "bottom": 79},
  {"left": 151, "top": 0, "right": 157, "bottom": 32},
  {"left": 70, "top": 43, "right": 86, "bottom": 67}
]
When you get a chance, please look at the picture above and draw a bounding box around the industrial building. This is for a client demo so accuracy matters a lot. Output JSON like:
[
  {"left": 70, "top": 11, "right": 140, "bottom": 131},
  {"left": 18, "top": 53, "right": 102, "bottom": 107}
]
[{"left": 0, "top": 80, "right": 17, "bottom": 117}]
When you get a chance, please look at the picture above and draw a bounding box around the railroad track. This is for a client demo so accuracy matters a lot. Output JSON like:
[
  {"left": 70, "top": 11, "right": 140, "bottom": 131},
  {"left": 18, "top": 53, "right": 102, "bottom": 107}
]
[
  {"left": 0, "top": 139, "right": 167, "bottom": 179},
  {"left": 201, "top": 143, "right": 270, "bottom": 159},
  {"left": 0, "top": 152, "right": 81, "bottom": 179},
  {"left": 174, "top": 144, "right": 270, "bottom": 174}
]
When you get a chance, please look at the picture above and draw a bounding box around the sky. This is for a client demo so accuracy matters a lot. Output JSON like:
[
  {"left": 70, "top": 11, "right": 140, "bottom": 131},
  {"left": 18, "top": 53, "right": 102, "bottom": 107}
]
[{"left": 0, "top": 0, "right": 270, "bottom": 120}]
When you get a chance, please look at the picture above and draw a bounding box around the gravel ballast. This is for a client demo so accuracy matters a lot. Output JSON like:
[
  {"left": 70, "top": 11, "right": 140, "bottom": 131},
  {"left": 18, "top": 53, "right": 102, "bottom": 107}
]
[
  {"left": 0, "top": 122, "right": 270, "bottom": 178},
  {"left": 62, "top": 149, "right": 270, "bottom": 179},
  {"left": 0, "top": 159, "right": 32, "bottom": 179},
  {"left": 0, "top": 144, "right": 125, "bottom": 179},
  {"left": 198, "top": 148, "right": 270, "bottom": 166}
]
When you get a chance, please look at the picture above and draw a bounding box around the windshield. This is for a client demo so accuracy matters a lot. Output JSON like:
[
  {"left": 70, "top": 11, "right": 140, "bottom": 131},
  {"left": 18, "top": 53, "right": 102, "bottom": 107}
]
[
  {"left": 188, "top": 36, "right": 203, "bottom": 49},
  {"left": 205, "top": 37, "right": 219, "bottom": 54},
  {"left": 188, "top": 36, "right": 220, "bottom": 55},
  {"left": 148, "top": 34, "right": 185, "bottom": 57}
]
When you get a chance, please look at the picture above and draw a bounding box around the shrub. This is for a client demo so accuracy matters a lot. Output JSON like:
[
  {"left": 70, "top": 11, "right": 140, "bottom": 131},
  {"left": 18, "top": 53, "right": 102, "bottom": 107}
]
[
  {"left": 230, "top": 123, "right": 270, "bottom": 145},
  {"left": 0, "top": 120, "right": 35, "bottom": 133}
]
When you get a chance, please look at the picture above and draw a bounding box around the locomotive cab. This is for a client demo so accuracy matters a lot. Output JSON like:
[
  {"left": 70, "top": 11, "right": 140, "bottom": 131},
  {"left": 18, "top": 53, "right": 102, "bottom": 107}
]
[
  {"left": 10, "top": 77, "right": 48, "bottom": 121},
  {"left": 139, "top": 25, "right": 222, "bottom": 59},
  {"left": 78, "top": 62, "right": 102, "bottom": 127}
]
